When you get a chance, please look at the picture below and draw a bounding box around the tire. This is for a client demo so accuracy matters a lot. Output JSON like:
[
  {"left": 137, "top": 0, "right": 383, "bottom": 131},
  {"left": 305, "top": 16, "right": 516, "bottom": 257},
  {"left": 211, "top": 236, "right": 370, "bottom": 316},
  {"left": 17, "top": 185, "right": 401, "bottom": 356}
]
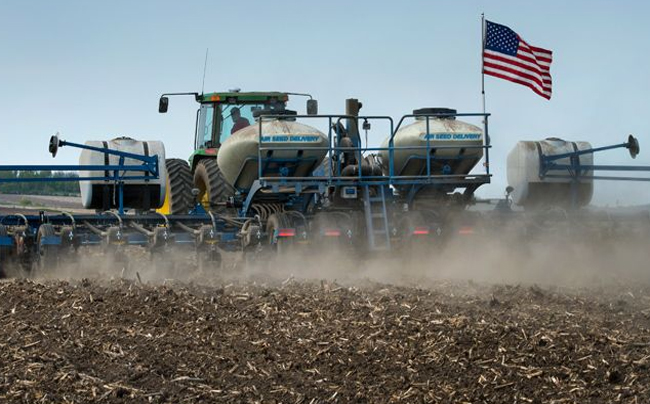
[
  {"left": 266, "top": 213, "right": 294, "bottom": 255},
  {"left": 35, "top": 224, "right": 59, "bottom": 273},
  {"left": 13, "top": 226, "right": 31, "bottom": 274},
  {"left": 158, "top": 158, "right": 193, "bottom": 215},
  {"left": 193, "top": 159, "right": 234, "bottom": 213},
  {"left": 398, "top": 211, "right": 430, "bottom": 252},
  {"left": 59, "top": 226, "right": 77, "bottom": 251},
  {"left": 311, "top": 212, "right": 352, "bottom": 250}
]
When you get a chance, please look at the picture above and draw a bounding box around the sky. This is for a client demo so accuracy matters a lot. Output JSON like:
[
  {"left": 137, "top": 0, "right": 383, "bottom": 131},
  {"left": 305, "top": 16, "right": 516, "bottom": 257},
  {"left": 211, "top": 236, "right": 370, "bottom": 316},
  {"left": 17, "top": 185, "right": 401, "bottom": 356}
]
[{"left": 1, "top": 0, "right": 649, "bottom": 205}]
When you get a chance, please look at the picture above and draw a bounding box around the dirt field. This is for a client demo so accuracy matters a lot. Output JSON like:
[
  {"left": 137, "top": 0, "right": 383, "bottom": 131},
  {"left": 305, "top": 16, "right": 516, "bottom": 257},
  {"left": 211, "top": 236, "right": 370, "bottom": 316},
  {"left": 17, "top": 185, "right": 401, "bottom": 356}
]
[
  {"left": 1, "top": 275, "right": 649, "bottom": 403},
  {"left": 0, "top": 194, "right": 89, "bottom": 215},
  {"left": 1, "top": 200, "right": 649, "bottom": 403}
]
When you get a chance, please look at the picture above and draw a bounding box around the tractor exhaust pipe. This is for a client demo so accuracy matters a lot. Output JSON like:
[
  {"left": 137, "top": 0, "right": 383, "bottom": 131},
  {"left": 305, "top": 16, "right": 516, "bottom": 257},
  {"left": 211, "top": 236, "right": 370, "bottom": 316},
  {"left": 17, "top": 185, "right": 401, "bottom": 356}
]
[{"left": 345, "top": 98, "right": 362, "bottom": 148}]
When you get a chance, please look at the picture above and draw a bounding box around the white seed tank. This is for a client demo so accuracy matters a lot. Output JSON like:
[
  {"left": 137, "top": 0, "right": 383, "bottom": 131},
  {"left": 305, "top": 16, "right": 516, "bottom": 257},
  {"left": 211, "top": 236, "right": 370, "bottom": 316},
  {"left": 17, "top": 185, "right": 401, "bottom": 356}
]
[
  {"left": 217, "top": 116, "right": 329, "bottom": 189},
  {"left": 379, "top": 108, "right": 484, "bottom": 177},
  {"left": 507, "top": 138, "right": 593, "bottom": 209},
  {"left": 79, "top": 137, "right": 167, "bottom": 210}
]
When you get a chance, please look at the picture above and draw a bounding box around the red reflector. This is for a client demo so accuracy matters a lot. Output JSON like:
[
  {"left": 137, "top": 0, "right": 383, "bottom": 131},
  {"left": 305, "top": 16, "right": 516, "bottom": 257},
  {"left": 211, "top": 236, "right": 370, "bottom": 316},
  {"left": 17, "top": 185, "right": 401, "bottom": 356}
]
[
  {"left": 458, "top": 226, "right": 474, "bottom": 235},
  {"left": 277, "top": 228, "right": 296, "bottom": 237},
  {"left": 324, "top": 229, "right": 341, "bottom": 237},
  {"left": 412, "top": 227, "right": 430, "bottom": 235}
]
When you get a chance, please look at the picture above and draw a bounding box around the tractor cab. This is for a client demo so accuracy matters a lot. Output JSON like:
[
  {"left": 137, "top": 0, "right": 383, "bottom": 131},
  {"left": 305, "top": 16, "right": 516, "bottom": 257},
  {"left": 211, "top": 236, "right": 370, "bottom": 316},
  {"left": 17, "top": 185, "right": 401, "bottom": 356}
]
[{"left": 194, "top": 91, "right": 289, "bottom": 152}]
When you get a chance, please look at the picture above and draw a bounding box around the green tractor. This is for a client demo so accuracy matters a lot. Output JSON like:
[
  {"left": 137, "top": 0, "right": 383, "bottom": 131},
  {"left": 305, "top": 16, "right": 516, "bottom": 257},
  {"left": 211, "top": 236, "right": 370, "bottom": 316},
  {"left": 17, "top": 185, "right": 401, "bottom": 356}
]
[{"left": 156, "top": 90, "right": 316, "bottom": 215}]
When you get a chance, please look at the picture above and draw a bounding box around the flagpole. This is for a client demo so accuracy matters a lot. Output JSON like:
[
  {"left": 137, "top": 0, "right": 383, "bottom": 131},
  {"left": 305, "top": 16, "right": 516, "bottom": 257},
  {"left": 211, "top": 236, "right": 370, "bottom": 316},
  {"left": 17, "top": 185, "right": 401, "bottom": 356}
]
[{"left": 481, "top": 13, "right": 486, "bottom": 115}]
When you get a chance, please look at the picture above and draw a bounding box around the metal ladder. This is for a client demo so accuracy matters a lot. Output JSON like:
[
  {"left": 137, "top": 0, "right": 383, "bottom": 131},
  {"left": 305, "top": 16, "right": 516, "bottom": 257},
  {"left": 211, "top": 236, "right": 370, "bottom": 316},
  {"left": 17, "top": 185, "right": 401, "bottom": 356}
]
[{"left": 363, "top": 185, "right": 391, "bottom": 251}]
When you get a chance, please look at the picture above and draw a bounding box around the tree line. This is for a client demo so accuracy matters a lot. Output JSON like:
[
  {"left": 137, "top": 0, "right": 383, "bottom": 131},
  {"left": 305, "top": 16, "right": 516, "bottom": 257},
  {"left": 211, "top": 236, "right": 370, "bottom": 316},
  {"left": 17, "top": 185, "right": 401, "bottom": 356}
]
[{"left": 0, "top": 171, "right": 80, "bottom": 196}]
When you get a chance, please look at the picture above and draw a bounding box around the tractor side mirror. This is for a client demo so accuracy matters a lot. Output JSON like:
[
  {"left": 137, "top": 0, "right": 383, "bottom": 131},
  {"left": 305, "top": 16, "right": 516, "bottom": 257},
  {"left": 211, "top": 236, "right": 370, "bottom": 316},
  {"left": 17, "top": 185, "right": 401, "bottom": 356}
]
[
  {"left": 307, "top": 99, "right": 318, "bottom": 115},
  {"left": 49, "top": 133, "right": 60, "bottom": 158},
  {"left": 627, "top": 135, "right": 640, "bottom": 159},
  {"left": 158, "top": 97, "right": 169, "bottom": 113}
]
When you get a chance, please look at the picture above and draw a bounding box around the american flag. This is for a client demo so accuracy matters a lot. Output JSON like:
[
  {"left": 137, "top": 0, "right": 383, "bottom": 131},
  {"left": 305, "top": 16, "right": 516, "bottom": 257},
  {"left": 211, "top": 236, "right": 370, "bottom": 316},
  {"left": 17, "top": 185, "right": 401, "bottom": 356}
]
[{"left": 483, "top": 20, "right": 553, "bottom": 99}]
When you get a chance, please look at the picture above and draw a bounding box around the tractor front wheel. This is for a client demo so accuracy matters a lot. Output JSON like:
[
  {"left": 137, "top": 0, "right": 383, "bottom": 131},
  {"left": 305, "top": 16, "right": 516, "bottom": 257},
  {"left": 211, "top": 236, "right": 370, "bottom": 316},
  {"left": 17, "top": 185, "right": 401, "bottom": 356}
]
[
  {"left": 158, "top": 158, "right": 193, "bottom": 215},
  {"left": 193, "top": 159, "right": 234, "bottom": 213}
]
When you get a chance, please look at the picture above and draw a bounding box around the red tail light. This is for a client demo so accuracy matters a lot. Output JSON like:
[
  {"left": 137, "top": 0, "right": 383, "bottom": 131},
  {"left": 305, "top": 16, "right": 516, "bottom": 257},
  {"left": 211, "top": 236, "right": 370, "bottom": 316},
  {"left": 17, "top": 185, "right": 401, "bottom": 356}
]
[
  {"left": 324, "top": 229, "right": 341, "bottom": 237},
  {"left": 412, "top": 226, "right": 430, "bottom": 235},
  {"left": 458, "top": 226, "right": 475, "bottom": 235},
  {"left": 277, "top": 228, "right": 296, "bottom": 237}
]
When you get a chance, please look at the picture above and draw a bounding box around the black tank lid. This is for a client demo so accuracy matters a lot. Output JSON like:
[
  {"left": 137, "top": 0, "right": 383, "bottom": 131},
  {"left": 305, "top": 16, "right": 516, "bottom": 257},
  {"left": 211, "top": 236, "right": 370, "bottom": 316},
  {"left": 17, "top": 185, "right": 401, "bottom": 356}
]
[{"left": 413, "top": 107, "right": 457, "bottom": 117}]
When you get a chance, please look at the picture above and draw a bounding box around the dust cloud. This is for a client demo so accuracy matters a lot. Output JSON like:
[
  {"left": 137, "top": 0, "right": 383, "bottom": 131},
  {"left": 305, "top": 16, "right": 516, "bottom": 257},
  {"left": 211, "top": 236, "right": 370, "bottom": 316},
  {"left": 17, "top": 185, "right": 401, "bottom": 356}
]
[
  {"left": 16, "top": 221, "right": 647, "bottom": 296},
  {"left": 244, "top": 235, "right": 649, "bottom": 291}
]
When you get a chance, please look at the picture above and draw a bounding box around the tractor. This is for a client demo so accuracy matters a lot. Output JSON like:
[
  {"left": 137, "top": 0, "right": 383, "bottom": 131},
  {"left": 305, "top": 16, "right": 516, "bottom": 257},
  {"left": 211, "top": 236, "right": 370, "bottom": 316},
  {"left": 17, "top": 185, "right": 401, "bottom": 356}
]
[{"left": 156, "top": 90, "right": 317, "bottom": 215}]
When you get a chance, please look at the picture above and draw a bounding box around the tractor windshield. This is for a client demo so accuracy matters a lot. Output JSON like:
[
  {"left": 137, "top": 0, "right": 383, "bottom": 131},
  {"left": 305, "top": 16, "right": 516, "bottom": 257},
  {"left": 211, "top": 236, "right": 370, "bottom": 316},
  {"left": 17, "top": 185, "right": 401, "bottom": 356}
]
[{"left": 219, "top": 104, "right": 262, "bottom": 143}]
